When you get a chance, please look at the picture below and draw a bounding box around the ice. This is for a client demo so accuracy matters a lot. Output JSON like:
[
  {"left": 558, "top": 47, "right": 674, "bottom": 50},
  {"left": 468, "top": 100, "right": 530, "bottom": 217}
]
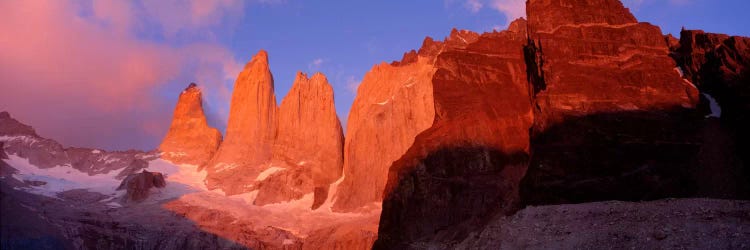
[
  {"left": 0, "top": 135, "right": 39, "bottom": 145},
  {"left": 702, "top": 93, "right": 722, "bottom": 118},
  {"left": 256, "top": 167, "right": 285, "bottom": 181},
  {"left": 674, "top": 67, "right": 685, "bottom": 78},
  {"left": 214, "top": 162, "right": 238, "bottom": 172},
  {"left": 2, "top": 154, "right": 121, "bottom": 198},
  {"left": 106, "top": 201, "right": 122, "bottom": 208}
]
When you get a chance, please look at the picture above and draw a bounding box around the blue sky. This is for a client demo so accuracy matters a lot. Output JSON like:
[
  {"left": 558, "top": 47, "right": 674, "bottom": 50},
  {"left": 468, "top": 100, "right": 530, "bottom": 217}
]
[{"left": 2, "top": 0, "right": 749, "bottom": 150}]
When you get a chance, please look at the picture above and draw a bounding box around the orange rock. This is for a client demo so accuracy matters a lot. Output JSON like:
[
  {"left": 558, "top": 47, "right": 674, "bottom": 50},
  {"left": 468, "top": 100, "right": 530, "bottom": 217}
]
[
  {"left": 332, "top": 54, "right": 437, "bottom": 212},
  {"left": 332, "top": 28, "right": 489, "bottom": 212},
  {"left": 375, "top": 19, "right": 533, "bottom": 248},
  {"left": 205, "top": 50, "right": 279, "bottom": 194},
  {"left": 526, "top": 0, "right": 699, "bottom": 131},
  {"left": 266, "top": 72, "right": 344, "bottom": 208},
  {"left": 159, "top": 83, "right": 222, "bottom": 166}
]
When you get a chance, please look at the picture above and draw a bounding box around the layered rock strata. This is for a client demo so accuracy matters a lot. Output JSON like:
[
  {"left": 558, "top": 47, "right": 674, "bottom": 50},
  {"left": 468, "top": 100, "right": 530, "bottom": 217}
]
[{"left": 526, "top": 0, "right": 698, "bottom": 131}]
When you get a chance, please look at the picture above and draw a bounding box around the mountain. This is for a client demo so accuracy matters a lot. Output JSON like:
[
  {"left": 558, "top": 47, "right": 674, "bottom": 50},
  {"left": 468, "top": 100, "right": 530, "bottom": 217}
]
[
  {"left": 3, "top": 0, "right": 750, "bottom": 249},
  {"left": 375, "top": 0, "right": 747, "bottom": 248},
  {"left": 204, "top": 50, "right": 279, "bottom": 195},
  {"left": 375, "top": 19, "right": 534, "bottom": 247},
  {"left": 332, "top": 45, "right": 438, "bottom": 212},
  {"left": 159, "top": 83, "right": 222, "bottom": 167},
  {"left": 264, "top": 72, "right": 344, "bottom": 208},
  {"left": 0, "top": 112, "right": 377, "bottom": 249}
]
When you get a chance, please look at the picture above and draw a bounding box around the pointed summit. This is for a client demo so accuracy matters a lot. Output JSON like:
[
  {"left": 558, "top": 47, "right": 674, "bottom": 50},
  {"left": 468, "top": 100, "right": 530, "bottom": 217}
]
[
  {"left": 265, "top": 72, "right": 344, "bottom": 209},
  {"left": 205, "top": 50, "right": 279, "bottom": 194},
  {"left": 159, "top": 83, "right": 222, "bottom": 166}
]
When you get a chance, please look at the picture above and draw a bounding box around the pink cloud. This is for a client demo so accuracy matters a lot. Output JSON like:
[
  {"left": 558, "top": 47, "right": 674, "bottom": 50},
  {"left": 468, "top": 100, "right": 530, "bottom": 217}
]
[{"left": 0, "top": 0, "right": 242, "bottom": 150}]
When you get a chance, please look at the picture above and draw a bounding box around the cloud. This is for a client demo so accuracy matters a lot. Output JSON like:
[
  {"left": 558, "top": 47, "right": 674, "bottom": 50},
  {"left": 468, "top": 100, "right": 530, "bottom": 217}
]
[
  {"left": 140, "top": 0, "right": 244, "bottom": 38},
  {"left": 465, "top": 0, "right": 484, "bottom": 13},
  {"left": 344, "top": 76, "right": 361, "bottom": 94},
  {"left": 0, "top": 0, "right": 243, "bottom": 150},
  {"left": 488, "top": 0, "right": 526, "bottom": 24},
  {"left": 456, "top": 0, "right": 526, "bottom": 26},
  {"left": 308, "top": 58, "right": 326, "bottom": 71}
]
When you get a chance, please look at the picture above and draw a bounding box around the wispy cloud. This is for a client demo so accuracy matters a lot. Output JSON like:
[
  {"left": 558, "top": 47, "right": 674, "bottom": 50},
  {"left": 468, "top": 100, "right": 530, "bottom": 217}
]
[
  {"left": 345, "top": 76, "right": 361, "bottom": 94},
  {"left": 452, "top": 0, "right": 526, "bottom": 26},
  {"left": 465, "top": 0, "right": 483, "bottom": 13},
  {"left": 308, "top": 58, "right": 326, "bottom": 71}
]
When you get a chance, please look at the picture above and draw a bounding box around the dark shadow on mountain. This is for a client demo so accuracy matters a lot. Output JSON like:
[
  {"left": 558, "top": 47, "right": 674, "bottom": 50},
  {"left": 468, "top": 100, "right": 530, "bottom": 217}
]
[
  {"left": 375, "top": 106, "right": 750, "bottom": 249},
  {"left": 374, "top": 147, "right": 528, "bottom": 249},
  {"left": 521, "top": 107, "right": 750, "bottom": 206}
]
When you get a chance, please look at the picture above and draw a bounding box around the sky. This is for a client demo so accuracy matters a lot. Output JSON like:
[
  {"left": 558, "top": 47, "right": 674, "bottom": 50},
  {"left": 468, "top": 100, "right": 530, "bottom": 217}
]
[{"left": 1, "top": 0, "right": 749, "bottom": 151}]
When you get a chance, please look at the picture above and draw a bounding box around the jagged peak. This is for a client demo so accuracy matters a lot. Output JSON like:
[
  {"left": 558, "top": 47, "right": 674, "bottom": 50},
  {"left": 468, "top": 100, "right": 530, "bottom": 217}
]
[
  {"left": 310, "top": 72, "right": 328, "bottom": 83},
  {"left": 243, "top": 49, "right": 270, "bottom": 70}
]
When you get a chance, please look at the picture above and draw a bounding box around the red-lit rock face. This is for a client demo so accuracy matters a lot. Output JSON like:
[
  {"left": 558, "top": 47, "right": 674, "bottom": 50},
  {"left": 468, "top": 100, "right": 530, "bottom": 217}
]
[
  {"left": 332, "top": 28, "right": 489, "bottom": 212},
  {"left": 526, "top": 0, "right": 699, "bottom": 131},
  {"left": 258, "top": 72, "right": 344, "bottom": 208},
  {"left": 332, "top": 54, "right": 438, "bottom": 212},
  {"left": 159, "top": 83, "right": 222, "bottom": 167},
  {"left": 204, "top": 50, "right": 279, "bottom": 195},
  {"left": 375, "top": 19, "right": 533, "bottom": 248}
]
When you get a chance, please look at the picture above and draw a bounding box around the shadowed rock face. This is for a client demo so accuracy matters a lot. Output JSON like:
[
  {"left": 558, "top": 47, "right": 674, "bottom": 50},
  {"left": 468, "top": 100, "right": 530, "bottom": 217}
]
[
  {"left": 671, "top": 30, "right": 750, "bottom": 186},
  {"left": 159, "top": 83, "right": 222, "bottom": 167},
  {"left": 117, "top": 170, "right": 166, "bottom": 202},
  {"left": 205, "top": 50, "right": 279, "bottom": 195}
]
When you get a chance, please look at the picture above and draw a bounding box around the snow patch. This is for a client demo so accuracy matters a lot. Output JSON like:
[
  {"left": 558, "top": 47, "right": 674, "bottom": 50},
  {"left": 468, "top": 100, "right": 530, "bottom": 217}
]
[
  {"left": 376, "top": 99, "right": 390, "bottom": 105},
  {"left": 674, "top": 67, "right": 685, "bottom": 78},
  {"left": 99, "top": 155, "right": 120, "bottom": 164},
  {"left": 256, "top": 167, "right": 285, "bottom": 181},
  {"left": 702, "top": 93, "right": 722, "bottom": 118},
  {"left": 214, "top": 162, "right": 238, "bottom": 173},
  {"left": 0, "top": 136, "right": 39, "bottom": 145},
  {"left": 91, "top": 150, "right": 101, "bottom": 154},
  {"left": 261, "top": 192, "right": 315, "bottom": 211},
  {"left": 146, "top": 159, "right": 205, "bottom": 189},
  {"left": 2, "top": 154, "right": 121, "bottom": 198},
  {"left": 683, "top": 79, "right": 697, "bottom": 89},
  {"left": 106, "top": 202, "right": 122, "bottom": 208},
  {"left": 163, "top": 151, "right": 187, "bottom": 157},
  {"left": 318, "top": 175, "right": 346, "bottom": 212}
]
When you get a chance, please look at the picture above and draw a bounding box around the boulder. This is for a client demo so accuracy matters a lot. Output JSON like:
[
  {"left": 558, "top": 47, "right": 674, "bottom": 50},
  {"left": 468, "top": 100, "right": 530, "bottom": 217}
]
[{"left": 117, "top": 170, "right": 166, "bottom": 202}]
